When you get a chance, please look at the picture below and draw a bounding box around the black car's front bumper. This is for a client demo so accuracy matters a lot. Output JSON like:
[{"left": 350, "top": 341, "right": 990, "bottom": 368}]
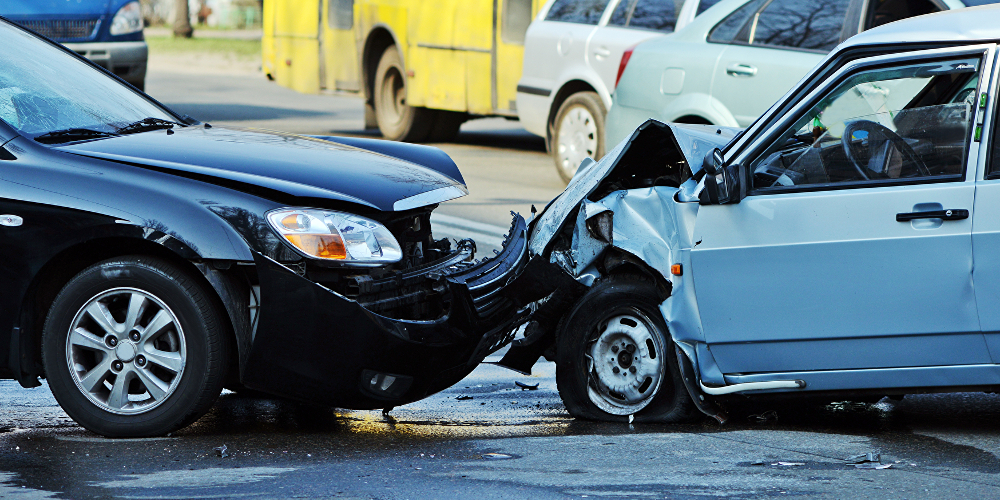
[{"left": 241, "top": 214, "right": 530, "bottom": 409}]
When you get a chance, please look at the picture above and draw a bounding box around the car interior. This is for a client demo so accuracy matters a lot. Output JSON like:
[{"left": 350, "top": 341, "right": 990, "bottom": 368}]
[{"left": 752, "top": 57, "right": 980, "bottom": 189}]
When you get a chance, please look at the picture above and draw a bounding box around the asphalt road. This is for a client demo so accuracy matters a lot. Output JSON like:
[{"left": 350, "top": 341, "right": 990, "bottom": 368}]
[{"left": 1, "top": 60, "right": 999, "bottom": 499}]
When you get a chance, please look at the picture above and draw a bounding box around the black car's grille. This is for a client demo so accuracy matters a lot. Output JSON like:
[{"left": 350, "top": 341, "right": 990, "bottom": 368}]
[{"left": 14, "top": 19, "right": 100, "bottom": 41}]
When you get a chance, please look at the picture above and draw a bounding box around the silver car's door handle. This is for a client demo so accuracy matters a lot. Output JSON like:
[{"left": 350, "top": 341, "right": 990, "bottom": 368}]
[
  {"left": 726, "top": 63, "right": 757, "bottom": 77},
  {"left": 594, "top": 47, "right": 611, "bottom": 59},
  {"left": 896, "top": 209, "right": 969, "bottom": 222}
]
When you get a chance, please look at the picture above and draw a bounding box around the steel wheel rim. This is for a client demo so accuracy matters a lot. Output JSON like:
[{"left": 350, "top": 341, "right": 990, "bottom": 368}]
[
  {"left": 378, "top": 66, "right": 406, "bottom": 127},
  {"left": 556, "top": 105, "right": 598, "bottom": 180},
  {"left": 585, "top": 309, "right": 665, "bottom": 415},
  {"left": 65, "top": 287, "right": 187, "bottom": 415}
]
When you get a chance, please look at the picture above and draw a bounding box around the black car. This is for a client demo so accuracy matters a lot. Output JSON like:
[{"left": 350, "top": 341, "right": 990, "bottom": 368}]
[{"left": 0, "top": 18, "right": 528, "bottom": 437}]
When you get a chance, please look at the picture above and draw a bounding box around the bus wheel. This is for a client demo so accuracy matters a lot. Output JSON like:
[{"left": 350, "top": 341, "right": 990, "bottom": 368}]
[{"left": 374, "top": 46, "right": 433, "bottom": 142}]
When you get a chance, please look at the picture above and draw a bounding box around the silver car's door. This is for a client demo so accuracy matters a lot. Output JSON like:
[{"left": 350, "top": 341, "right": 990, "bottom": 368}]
[
  {"left": 587, "top": 0, "right": 681, "bottom": 95},
  {"left": 691, "top": 45, "right": 996, "bottom": 379},
  {"left": 709, "top": 0, "right": 849, "bottom": 126},
  {"left": 972, "top": 58, "right": 1000, "bottom": 363}
]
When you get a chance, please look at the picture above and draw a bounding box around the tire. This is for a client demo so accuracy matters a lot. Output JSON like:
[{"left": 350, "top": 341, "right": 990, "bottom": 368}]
[
  {"left": 552, "top": 91, "right": 606, "bottom": 184},
  {"left": 42, "top": 256, "right": 229, "bottom": 437},
  {"left": 555, "top": 275, "right": 698, "bottom": 423},
  {"left": 373, "top": 46, "right": 434, "bottom": 141},
  {"left": 426, "top": 110, "right": 466, "bottom": 143}
]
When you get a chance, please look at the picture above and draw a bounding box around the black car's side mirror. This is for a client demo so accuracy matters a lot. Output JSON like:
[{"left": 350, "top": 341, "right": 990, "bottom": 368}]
[{"left": 699, "top": 148, "right": 745, "bottom": 205}]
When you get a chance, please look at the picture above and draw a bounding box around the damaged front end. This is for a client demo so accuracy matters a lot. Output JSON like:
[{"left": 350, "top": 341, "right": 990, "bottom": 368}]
[
  {"left": 500, "top": 120, "right": 740, "bottom": 421},
  {"left": 240, "top": 212, "right": 531, "bottom": 409}
]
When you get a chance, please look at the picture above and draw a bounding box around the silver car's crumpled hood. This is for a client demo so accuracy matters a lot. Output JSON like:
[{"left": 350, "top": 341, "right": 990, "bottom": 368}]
[{"left": 528, "top": 120, "right": 739, "bottom": 256}]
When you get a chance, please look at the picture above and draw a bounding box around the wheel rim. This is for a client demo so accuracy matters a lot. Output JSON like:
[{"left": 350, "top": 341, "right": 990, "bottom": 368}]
[
  {"left": 378, "top": 66, "right": 406, "bottom": 127},
  {"left": 556, "top": 105, "right": 598, "bottom": 180},
  {"left": 65, "top": 288, "right": 187, "bottom": 415},
  {"left": 585, "top": 310, "right": 666, "bottom": 415}
]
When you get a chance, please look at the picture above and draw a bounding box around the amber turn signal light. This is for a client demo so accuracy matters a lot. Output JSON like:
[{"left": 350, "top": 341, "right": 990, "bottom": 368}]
[
  {"left": 284, "top": 234, "right": 347, "bottom": 260},
  {"left": 670, "top": 264, "right": 682, "bottom": 276}
]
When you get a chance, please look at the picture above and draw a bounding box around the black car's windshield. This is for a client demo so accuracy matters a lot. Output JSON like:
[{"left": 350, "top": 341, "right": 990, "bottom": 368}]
[{"left": 0, "top": 21, "right": 176, "bottom": 141}]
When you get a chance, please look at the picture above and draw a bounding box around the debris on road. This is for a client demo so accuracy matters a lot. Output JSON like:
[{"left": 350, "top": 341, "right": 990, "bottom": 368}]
[
  {"left": 482, "top": 453, "right": 513, "bottom": 460},
  {"left": 456, "top": 395, "right": 474, "bottom": 401},
  {"left": 845, "top": 452, "right": 880, "bottom": 464},
  {"left": 845, "top": 451, "right": 892, "bottom": 469},
  {"left": 854, "top": 463, "right": 893, "bottom": 469},
  {"left": 772, "top": 462, "right": 805, "bottom": 466},
  {"left": 515, "top": 381, "right": 539, "bottom": 390},
  {"left": 748, "top": 410, "right": 778, "bottom": 423},
  {"left": 213, "top": 444, "right": 229, "bottom": 458}
]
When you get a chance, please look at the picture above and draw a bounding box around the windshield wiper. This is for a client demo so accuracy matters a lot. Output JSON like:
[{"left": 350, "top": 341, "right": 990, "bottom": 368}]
[
  {"left": 117, "top": 117, "right": 181, "bottom": 135},
  {"left": 33, "top": 128, "right": 119, "bottom": 144}
]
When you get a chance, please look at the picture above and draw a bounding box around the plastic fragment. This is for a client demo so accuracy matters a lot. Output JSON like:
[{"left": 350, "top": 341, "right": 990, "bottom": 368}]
[
  {"left": 213, "top": 445, "right": 229, "bottom": 458},
  {"left": 773, "top": 462, "right": 805, "bottom": 466},
  {"left": 482, "top": 453, "right": 513, "bottom": 460},
  {"left": 628, "top": 415, "right": 634, "bottom": 424},
  {"left": 515, "top": 381, "right": 539, "bottom": 390},
  {"left": 845, "top": 452, "right": 880, "bottom": 464},
  {"left": 854, "top": 463, "right": 892, "bottom": 469},
  {"left": 748, "top": 410, "right": 778, "bottom": 423},
  {"left": 456, "top": 395, "right": 473, "bottom": 401}
]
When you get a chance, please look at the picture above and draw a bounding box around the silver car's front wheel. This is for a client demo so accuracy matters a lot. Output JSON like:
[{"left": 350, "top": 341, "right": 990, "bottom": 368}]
[
  {"left": 556, "top": 275, "right": 698, "bottom": 423},
  {"left": 43, "top": 256, "right": 229, "bottom": 437},
  {"left": 552, "top": 91, "right": 606, "bottom": 184},
  {"left": 66, "top": 288, "right": 186, "bottom": 415},
  {"left": 587, "top": 311, "right": 665, "bottom": 415}
]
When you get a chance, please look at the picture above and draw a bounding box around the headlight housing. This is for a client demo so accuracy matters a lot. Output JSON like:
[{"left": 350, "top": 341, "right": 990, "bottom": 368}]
[
  {"left": 266, "top": 208, "right": 403, "bottom": 264},
  {"left": 110, "top": 1, "right": 143, "bottom": 36}
]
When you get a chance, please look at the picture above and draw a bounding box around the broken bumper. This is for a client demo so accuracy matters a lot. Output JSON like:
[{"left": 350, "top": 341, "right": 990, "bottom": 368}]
[{"left": 241, "top": 215, "right": 530, "bottom": 409}]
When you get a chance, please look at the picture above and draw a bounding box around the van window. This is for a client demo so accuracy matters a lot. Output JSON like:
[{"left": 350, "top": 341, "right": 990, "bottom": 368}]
[
  {"left": 608, "top": 0, "right": 683, "bottom": 31},
  {"left": 545, "top": 0, "right": 612, "bottom": 24}
]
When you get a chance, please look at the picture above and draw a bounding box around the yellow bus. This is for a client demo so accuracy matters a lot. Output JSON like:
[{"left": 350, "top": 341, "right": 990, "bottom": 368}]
[{"left": 263, "top": 0, "right": 541, "bottom": 141}]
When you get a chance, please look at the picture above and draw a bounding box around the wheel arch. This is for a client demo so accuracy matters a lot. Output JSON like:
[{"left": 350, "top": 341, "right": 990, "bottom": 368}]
[
  {"left": 362, "top": 25, "right": 402, "bottom": 105},
  {"left": 546, "top": 80, "right": 601, "bottom": 149},
  {"left": 13, "top": 236, "right": 251, "bottom": 390}
]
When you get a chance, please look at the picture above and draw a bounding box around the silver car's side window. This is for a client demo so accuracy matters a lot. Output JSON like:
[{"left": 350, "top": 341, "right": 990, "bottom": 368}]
[
  {"left": 744, "top": 0, "right": 851, "bottom": 52},
  {"left": 751, "top": 57, "right": 981, "bottom": 191}
]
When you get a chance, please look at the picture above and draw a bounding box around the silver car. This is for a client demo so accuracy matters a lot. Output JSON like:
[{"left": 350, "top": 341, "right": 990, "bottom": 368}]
[{"left": 504, "top": 4, "right": 1000, "bottom": 423}]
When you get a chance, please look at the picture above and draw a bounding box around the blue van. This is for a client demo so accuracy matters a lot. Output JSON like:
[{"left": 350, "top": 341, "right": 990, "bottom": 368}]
[{"left": 1, "top": 1, "right": 146, "bottom": 90}]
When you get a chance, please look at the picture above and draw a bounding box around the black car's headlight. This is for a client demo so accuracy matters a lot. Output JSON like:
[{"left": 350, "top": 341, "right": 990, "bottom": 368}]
[
  {"left": 110, "top": 1, "right": 143, "bottom": 36},
  {"left": 266, "top": 208, "right": 403, "bottom": 264}
]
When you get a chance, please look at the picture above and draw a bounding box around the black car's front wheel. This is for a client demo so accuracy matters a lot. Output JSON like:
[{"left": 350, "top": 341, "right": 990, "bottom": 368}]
[
  {"left": 556, "top": 275, "right": 698, "bottom": 423},
  {"left": 42, "top": 256, "right": 228, "bottom": 437}
]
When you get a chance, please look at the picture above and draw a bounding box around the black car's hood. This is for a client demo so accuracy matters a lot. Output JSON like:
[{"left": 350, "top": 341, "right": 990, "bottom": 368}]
[{"left": 57, "top": 126, "right": 467, "bottom": 211}]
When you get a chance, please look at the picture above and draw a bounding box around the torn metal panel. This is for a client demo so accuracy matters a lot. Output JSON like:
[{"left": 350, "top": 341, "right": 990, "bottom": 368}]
[{"left": 528, "top": 120, "right": 737, "bottom": 257}]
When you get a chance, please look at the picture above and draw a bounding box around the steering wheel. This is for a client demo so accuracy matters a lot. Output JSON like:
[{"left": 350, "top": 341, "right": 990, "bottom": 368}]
[{"left": 841, "top": 120, "right": 930, "bottom": 180}]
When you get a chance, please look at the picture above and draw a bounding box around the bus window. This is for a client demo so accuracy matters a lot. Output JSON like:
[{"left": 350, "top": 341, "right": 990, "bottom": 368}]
[
  {"left": 328, "top": 0, "right": 353, "bottom": 30},
  {"left": 502, "top": 0, "right": 534, "bottom": 44}
]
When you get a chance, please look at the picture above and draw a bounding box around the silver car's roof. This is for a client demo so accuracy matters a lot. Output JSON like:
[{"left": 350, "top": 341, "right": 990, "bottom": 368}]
[{"left": 843, "top": 4, "right": 1000, "bottom": 49}]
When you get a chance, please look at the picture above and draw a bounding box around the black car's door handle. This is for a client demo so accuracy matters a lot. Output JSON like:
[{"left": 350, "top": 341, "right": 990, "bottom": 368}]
[{"left": 896, "top": 209, "right": 969, "bottom": 222}]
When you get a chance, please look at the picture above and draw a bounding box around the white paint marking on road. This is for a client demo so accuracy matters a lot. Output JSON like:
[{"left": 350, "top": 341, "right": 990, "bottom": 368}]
[{"left": 94, "top": 467, "right": 297, "bottom": 489}]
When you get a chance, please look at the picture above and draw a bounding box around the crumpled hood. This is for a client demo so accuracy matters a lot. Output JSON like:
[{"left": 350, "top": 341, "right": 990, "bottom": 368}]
[
  {"left": 529, "top": 120, "right": 740, "bottom": 256},
  {"left": 58, "top": 126, "right": 467, "bottom": 211},
  {"left": 1, "top": 1, "right": 112, "bottom": 17}
]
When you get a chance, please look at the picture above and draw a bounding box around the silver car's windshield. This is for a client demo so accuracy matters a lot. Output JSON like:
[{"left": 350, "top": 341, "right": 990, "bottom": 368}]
[{"left": 0, "top": 21, "right": 176, "bottom": 140}]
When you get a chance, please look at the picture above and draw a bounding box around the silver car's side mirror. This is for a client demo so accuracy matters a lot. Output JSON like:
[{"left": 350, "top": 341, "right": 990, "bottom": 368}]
[{"left": 700, "top": 148, "right": 744, "bottom": 205}]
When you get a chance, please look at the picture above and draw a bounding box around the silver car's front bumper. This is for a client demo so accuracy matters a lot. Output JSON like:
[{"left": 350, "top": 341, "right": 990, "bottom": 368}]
[{"left": 63, "top": 41, "right": 147, "bottom": 87}]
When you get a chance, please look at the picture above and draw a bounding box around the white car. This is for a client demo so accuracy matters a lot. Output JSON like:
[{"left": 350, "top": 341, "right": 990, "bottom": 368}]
[
  {"left": 606, "top": 0, "right": 997, "bottom": 158},
  {"left": 517, "top": 0, "right": 721, "bottom": 183}
]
